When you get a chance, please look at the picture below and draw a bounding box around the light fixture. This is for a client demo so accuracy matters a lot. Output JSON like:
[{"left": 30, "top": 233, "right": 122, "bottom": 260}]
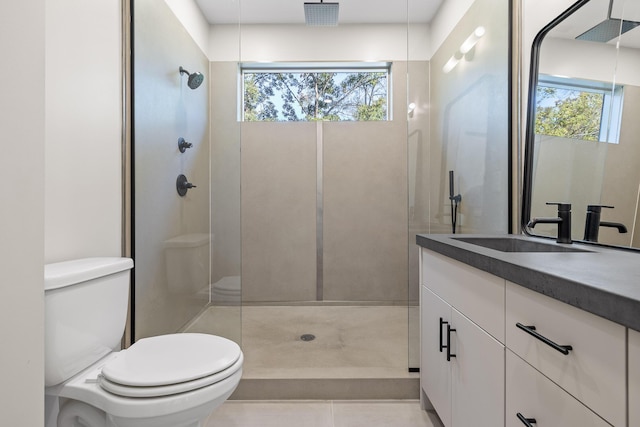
[
  {"left": 304, "top": 0, "right": 339, "bottom": 26},
  {"left": 442, "top": 52, "right": 463, "bottom": 73},
  {"left": 459, "top": 26, "right": 486, "bottom": 54},
  {"left": 442, "top": 26, "right": 486, "bottom": 73}
]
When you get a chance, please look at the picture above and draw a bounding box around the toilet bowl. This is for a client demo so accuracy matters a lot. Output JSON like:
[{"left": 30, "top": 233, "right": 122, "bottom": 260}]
[{"left": 45, "top": 257, "right": 243, "bottom": 427}]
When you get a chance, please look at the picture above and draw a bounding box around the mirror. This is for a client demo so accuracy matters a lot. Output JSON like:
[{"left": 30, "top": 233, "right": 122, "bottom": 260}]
[{"left": 523, "top": 0, "right": 640, "bottom": 248}]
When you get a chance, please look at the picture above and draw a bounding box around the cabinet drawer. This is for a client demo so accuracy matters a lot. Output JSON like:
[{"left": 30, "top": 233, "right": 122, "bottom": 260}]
[
  {"left": 506, "top": 282, "right": 625, "bottom": 426},
  {"left": 421, "top": 249, "right": 504, "bottom": 343},
  {"left": 506, "top": 350, "right": 611, "bottom": 427}
]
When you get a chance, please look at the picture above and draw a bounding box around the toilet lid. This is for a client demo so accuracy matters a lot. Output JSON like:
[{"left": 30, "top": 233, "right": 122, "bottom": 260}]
[
  {"left": 98, "top": 352, "right": 243, "bottom": 398},
  {"left": 101, "top": 333, "right": 241, "bottom": 387}
]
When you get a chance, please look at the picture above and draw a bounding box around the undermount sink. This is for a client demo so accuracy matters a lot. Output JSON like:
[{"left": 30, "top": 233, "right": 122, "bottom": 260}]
[{"left": 452, "top": 237, "right": 591, "bottom": 253}]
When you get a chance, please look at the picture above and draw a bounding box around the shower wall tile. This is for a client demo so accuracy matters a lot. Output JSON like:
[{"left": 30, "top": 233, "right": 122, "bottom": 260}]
[
  {"left": 241, "top": 122, "right": 318, "bottom": 302},
  {"left": 323, "top": 62, "right": 409, "bottom": 302},
  {"left": 133, "top": 0, "right": 210, "bottom": 339},
  {"left": 210, "top": 62, "right": 242, "bottom": 284}
]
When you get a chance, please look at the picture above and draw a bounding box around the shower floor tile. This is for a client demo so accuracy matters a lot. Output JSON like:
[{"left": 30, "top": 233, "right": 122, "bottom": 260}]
[{"left": 186, "top": 305, "right": 416, "bottom": 380}]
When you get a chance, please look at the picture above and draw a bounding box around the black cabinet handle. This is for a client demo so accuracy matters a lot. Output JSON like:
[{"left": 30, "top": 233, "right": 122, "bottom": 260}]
[
  {"left": 516, "top": 323, "right": 573, "bottom": 355},
  {"left": 446, "top": 323, "right": 456, "bottom": 361},
  {"left": 439, "top": 317, "right": 447, "bottom": 352},
  {"left": 517, "top": 413, "right": 537, "bottom": 426}
]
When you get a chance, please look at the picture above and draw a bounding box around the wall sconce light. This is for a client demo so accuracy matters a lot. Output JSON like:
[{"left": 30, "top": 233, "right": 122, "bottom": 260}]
[
  {"left": 442, "top": 26, "right": 486, "bottom": 74},
  {"left": 459, "top": 26, "right": 486, "bottom": 54},
  {"left": 442, "top": 52, "right": 463, "bottom": 73}
]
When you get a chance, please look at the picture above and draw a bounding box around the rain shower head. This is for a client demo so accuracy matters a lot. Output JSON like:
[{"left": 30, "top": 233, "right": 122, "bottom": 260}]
[
  {"left": 179, "top": 66, "right": 204, "bottom": 90},
  {"left": 576, "top": 0, "right": 640, "bottom": 43},
  {"left": 304, "top": 0, "right": 339, "bottom": 26}
]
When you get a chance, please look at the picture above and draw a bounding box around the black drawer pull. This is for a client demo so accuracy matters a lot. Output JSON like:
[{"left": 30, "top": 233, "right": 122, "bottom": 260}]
[
  {"left": 517, "top": 413, "right": 537, "bottom": 426},
  {"left": 439, "top": 317, "right": 447, "bottom": 352},
  {"left": 516, "top": 323, "right": 573, "bottom": 355},
  {"left": 446, "top": 323, "right": 456, "bottom": 361}
]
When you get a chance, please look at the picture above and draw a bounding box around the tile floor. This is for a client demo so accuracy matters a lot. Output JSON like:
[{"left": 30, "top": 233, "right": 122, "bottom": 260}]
[{"left": 205, "top": 400, "right": 443, "bottom": 427}]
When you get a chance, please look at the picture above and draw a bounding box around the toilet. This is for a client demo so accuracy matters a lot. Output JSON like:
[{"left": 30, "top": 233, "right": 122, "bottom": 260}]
[{"left": 44, "top": 257, "right": 243, "bottom": 427}]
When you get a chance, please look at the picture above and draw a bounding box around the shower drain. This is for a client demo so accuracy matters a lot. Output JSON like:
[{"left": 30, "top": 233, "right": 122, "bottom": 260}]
[{"left": 300, "top": 334, "right": 316, "bottom": 342}]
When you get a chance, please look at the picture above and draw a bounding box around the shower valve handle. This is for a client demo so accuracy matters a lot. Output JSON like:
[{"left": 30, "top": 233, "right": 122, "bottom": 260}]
[
  {"left": 178, "top": 137, "right": 193, "bottom": 153},
  {"left": 176, "top": 174, "right": 196, "bottom": 197}
]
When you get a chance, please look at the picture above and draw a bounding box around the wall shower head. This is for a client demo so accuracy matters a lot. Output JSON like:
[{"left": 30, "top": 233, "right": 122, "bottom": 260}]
[
  {"left": 179, "top": 66, "right": 204, "bottom": 90},
  {"left": 304, "top": 0, "right": 339, "bottom": 26}
]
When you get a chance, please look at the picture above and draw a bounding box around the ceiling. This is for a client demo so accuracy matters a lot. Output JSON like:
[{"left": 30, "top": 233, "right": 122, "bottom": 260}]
[{"left": 195, "top": 0, "right": 444, "bottom": 25}]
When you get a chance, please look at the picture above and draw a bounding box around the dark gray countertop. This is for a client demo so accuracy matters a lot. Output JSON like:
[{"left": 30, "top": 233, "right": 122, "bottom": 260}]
[{"left": 416, "top": 234, "right": 640, "bottom": 332}]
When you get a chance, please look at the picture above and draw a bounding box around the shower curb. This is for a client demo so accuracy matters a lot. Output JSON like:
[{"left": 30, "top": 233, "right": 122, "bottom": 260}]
[{"left": 230, "top": 377, "right": 419, "bottom": 400}]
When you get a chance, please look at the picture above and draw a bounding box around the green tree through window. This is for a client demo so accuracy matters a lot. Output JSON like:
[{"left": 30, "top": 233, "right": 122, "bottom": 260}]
[
  {"left": 242, "top": 66, "right": 389, "bottom": 122},
  {"left": 535, "top": 86, "right": 603, "bottom": 141},
  {"left": 534, "top": 75, "right": 623, "bottom": 143}
]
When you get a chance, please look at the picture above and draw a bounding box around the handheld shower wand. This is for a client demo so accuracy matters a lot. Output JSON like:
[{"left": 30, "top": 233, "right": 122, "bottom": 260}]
[{"left": 449, "top": 170, "right": 462, "bottom": 234}]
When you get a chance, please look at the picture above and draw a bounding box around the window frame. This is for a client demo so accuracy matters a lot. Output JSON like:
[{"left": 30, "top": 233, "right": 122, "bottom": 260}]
[{"left": 239, "top": 61, "right": 392, "bottom": 122}]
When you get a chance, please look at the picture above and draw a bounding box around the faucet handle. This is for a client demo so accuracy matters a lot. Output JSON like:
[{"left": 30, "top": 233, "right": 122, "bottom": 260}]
[
  {"left": 586, "top": 204, "right": 614, "bottom": 213},
  {"left": 546, "top": 202, "right": 571, "bottom": 211}
]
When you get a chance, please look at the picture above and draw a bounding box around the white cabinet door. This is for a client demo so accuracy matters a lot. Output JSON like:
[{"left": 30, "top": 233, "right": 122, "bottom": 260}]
[
  {"left": 506, "top": 350, "right": 611, "bottom": 427},
  {"left": 421, "top": 285, "right": 452, "bottom": 426},
  {"left": 630, "top": 329, "right": 640, "bottom": 427},
  {"left": 451, "top": 308, "right": 504, "bottom": 427}
]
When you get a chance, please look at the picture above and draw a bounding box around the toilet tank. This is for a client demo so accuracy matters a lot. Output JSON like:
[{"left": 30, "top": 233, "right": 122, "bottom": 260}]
[{"left": 44, "top": 257, "right": 133, "bottom": 387}]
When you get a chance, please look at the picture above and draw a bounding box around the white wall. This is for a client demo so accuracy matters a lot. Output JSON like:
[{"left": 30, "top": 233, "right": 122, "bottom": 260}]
[
  {"left": 209, "top": 23, "right": 429, "bottom": 62},
  {"left": 0, "top": 0, "right": 45, "bottom": 424},
  {"left": 542, "top": 38, "right": 640, "bottom": 86},
  {"left": 428, "top": 0, "right": 475, "bottom": 58},
  {"left": 45, "top": 0, "right": 123, "bottom": 263},
  {"left": 164, "top": 0, "right": 210, "bottom": 57}
]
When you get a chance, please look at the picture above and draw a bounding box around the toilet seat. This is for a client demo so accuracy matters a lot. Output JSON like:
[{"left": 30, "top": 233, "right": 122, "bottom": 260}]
[{"left": 98, "top": 333, "right": 242, "bottom": 398}]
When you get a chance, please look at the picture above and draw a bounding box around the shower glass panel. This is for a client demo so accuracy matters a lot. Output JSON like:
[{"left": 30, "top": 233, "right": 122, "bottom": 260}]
[
  {"left": 132, "top": 0, "right": 241, "bottom": 345},
  {"left": 237, "top": 1, "right": 412, "bottom": 386},
  {"left": 408, "top": 0, "right": 511, "bottom": 369}
]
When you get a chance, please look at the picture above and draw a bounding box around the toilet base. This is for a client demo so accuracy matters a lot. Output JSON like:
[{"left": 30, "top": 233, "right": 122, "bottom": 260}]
[
  {"left": 56, "top": 397, "right": 224, "bottom": 427},
  {"left": 47, "top": 359, "right": 242, "bottom": 427}
]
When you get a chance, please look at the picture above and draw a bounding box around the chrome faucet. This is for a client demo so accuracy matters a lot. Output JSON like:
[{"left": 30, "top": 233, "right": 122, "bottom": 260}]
[
  {"left": 527, "top": 202, "right": 572, "bottom": 244},
  {"left": 583, "top": 205, "right": 628, "bottom": 242}
]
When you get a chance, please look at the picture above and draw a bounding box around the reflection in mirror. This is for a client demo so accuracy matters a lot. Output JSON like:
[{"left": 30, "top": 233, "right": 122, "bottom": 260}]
[{"left": 524, "top": 0, "right": 640, "bottom": 248}]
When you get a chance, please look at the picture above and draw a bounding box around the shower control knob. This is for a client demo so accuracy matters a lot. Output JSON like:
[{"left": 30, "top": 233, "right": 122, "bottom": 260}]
[
  {"left": 176, "top": 174, "right": 197, "bottom": 197},
  {"left": 178, "top": 137, "right": 193, "bottom": 153}
]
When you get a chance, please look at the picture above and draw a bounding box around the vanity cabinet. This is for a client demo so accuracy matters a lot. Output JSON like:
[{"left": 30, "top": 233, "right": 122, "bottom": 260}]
[
  {"left": 420, "top": 250, "right": 505, "bottom": 427},
  {"left": 630, "top": 329, "right": 640, "bottom": 427},
  {"left": 420, "top": 246, "right": 630, "bottom": 427},
  {"left": 506, "top": 282, "right": 626, "bottom": 427}
]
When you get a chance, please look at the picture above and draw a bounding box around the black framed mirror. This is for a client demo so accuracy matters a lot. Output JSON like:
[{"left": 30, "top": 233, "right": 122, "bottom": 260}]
[{"left": 523, "top": 0, "right": 640, "bottom": 249}]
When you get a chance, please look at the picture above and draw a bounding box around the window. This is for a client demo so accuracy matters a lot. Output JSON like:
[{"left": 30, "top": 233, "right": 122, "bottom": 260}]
[
  {"left": 241, "top": 62, "right": 390, "bottom": 122},
  {"left": 535, "top": 74, "right": 623, "bottom": 143}
]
